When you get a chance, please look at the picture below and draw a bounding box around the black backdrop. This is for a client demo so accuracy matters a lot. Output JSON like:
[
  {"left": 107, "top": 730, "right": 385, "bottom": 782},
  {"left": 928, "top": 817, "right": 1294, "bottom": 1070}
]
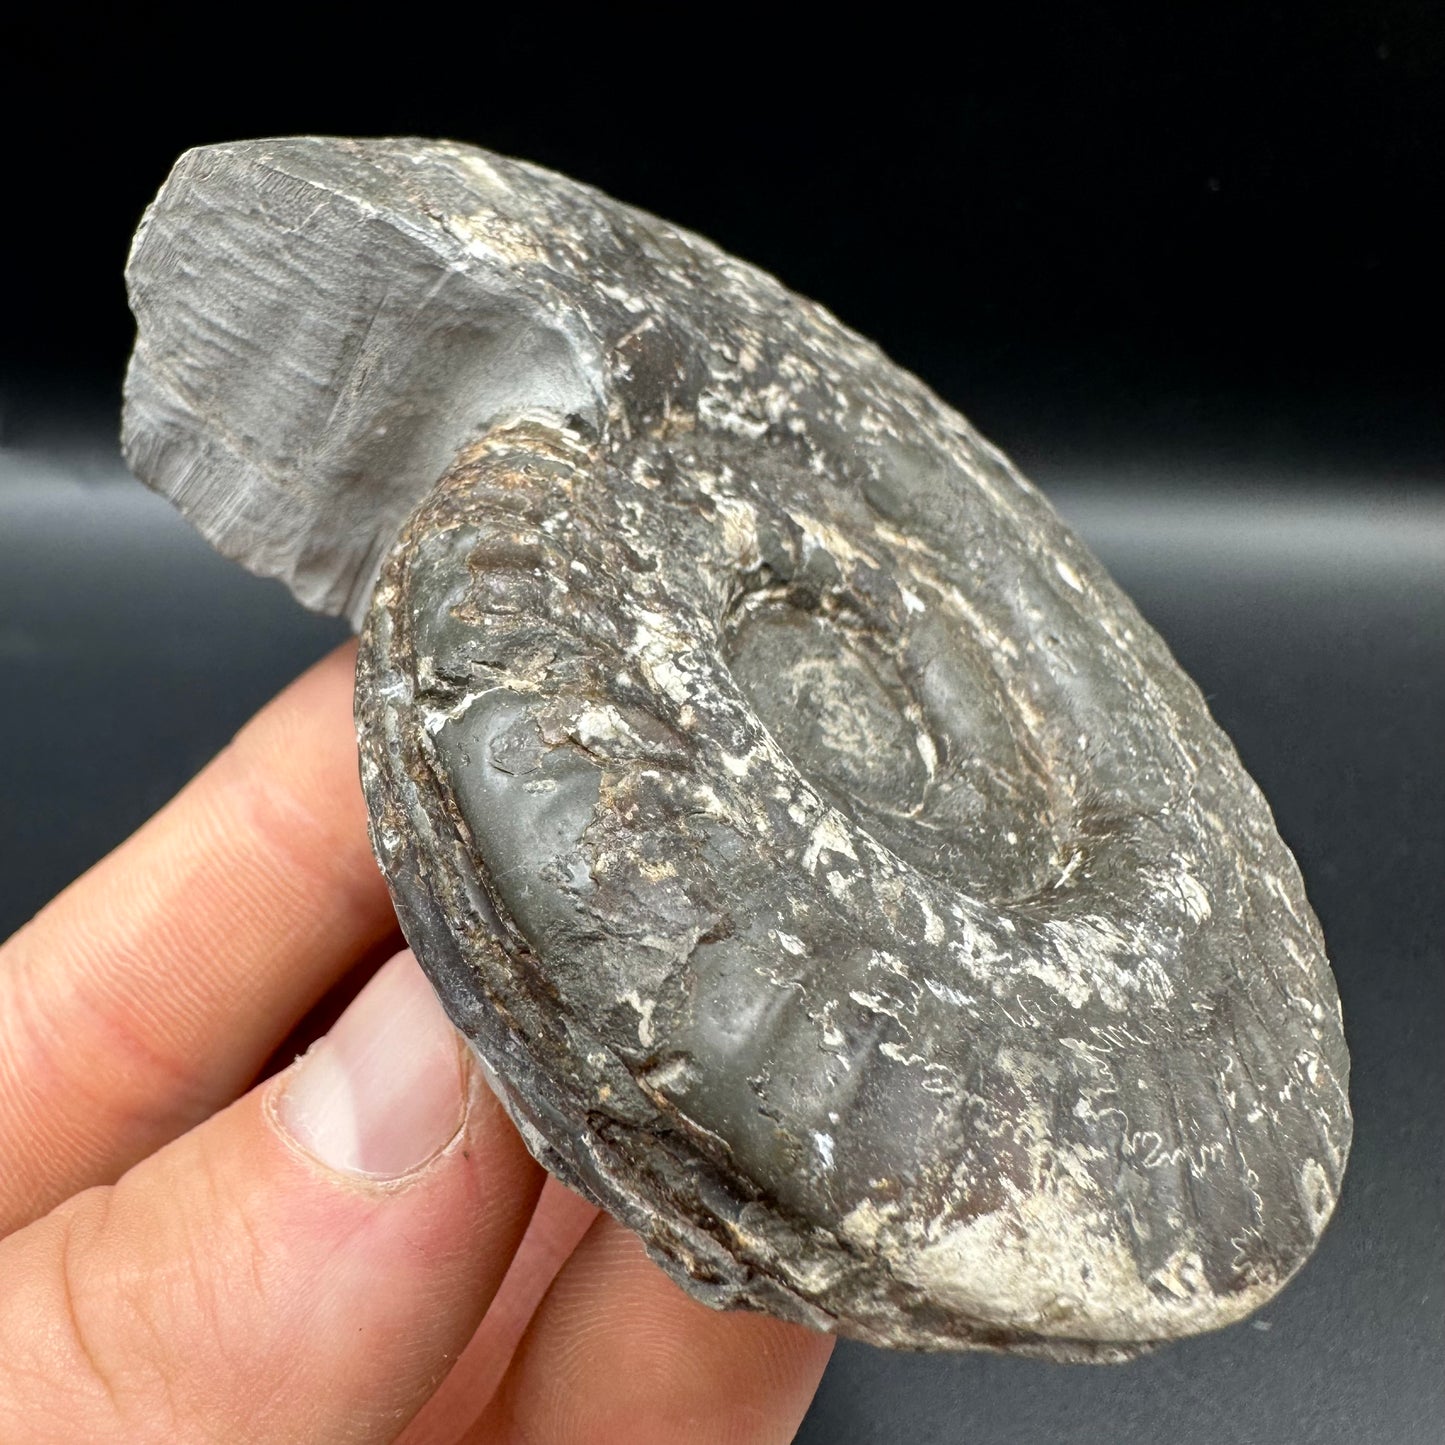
[
  {"left": 1, "top": 7, "right": 1442, "bottom": 1444},
  {"left": 3, "top": 4, "right": 1443, "bottom": 480}
]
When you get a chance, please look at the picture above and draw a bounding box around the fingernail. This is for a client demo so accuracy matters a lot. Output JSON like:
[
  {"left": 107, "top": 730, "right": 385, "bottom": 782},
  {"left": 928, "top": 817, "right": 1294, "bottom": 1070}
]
[{"left": 276, "top": 950, "right": 466, "bottom": 1179}]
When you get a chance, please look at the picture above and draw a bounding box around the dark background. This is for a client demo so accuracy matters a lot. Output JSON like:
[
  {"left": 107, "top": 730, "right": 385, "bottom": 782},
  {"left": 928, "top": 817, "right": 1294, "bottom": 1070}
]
[
  {"left": 3, "top": 4, "right": 1443, "bottom": 477},
  {"left": 2, "top": 6, "right": 1442, "bottom": 1443}
]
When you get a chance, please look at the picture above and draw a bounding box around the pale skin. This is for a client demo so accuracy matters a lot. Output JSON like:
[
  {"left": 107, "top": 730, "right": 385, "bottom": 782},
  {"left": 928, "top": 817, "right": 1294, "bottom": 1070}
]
[{"left": 0, "top": 641, "right": 833, "bottom": 1443}]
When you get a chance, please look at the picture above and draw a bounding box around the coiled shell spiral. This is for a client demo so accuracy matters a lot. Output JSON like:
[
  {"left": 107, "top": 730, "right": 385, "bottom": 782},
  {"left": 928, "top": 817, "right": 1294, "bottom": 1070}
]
[{"left": 123, "top": 137, "right": 1351, "bottom": 1357}]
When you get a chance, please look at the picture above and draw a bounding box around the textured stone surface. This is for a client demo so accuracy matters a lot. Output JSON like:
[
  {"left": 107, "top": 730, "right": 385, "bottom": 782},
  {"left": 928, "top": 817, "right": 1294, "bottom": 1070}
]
[{"left": 123, "top": 137, "right": 1351, "bottom": 1357}]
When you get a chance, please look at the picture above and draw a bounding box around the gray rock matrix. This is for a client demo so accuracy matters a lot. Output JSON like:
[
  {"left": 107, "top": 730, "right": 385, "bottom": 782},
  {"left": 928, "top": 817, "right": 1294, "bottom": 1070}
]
[{"left": 123, "top": 137, "right": 1351, "bottom": 1359}]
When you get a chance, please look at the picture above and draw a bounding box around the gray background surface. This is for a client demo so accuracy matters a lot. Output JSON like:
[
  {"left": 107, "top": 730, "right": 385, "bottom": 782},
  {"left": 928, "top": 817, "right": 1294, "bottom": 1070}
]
[{"left": 2, "top": 414, "right": 1439, "bottom": 1445}]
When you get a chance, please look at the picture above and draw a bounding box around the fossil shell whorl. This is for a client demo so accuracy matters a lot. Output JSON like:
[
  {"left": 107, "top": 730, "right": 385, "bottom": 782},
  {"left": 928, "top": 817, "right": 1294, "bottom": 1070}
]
[{"left": 123, "top": 137, "right": 1351, "bottom": 1357}]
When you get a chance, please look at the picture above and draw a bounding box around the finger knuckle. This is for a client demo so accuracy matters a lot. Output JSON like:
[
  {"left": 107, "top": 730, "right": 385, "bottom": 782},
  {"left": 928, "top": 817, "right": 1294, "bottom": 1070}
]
[{"left": 0, "top": 1191, "right": 184, "bottom": 1443}]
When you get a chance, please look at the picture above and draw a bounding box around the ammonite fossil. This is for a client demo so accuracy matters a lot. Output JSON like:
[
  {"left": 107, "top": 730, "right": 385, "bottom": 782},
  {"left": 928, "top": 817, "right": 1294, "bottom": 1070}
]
[{"left": 122, "top": 137, "right": 1351, "bottom": 1360}]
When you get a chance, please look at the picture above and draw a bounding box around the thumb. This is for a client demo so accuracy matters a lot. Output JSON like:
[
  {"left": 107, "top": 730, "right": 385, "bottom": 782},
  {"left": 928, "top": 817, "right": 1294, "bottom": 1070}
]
[{"left": 0, "top": 951, "right": 543, "bottom": 1444}]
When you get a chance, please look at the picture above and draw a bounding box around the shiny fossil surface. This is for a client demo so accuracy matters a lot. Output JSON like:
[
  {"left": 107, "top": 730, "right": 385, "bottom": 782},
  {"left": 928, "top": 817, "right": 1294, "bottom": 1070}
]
[{"left": 122, "top": 137, "right": 1351, "bottom": 1358}]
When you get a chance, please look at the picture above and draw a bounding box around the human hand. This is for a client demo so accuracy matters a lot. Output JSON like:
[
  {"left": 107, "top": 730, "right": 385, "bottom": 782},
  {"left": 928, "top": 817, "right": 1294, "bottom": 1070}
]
[{"left": 0, "top": 642, "right": 833, "bottom": 1443}]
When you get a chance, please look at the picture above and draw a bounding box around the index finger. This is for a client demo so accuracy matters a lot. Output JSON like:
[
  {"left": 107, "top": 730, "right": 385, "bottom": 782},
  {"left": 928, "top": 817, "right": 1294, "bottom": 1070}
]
[{"left": 0, "top": 641, "right": 398, "bottom": 1235}]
